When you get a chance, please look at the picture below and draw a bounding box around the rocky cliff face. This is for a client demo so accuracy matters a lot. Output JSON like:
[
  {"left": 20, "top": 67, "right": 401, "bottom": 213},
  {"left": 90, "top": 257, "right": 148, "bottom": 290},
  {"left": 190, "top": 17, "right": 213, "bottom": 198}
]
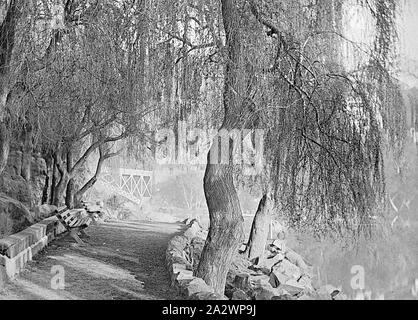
[
  {"left": 0, "top": 148, "right": 48, "bottom": 238},
  {"left": 0, "top": 149, "right": 47, "bottom": 208}
]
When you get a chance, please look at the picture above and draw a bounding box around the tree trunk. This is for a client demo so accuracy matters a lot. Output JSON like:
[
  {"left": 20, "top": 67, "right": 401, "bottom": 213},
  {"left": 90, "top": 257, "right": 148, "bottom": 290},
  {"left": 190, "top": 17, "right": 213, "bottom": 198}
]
[
  {"left": 245, "top": 194, "right": 270, "bottom": 261},
  {"left": 50, "top": 155, "right": 58, "bottom": 205},
  {"left": 73, "top": 147, "right": 109, "bottom": 207},
  {"left": 0, "top": 0, "right": 22, "bottom": 176},
  {"left": 195, "top": 147, "right": 244, "bottom": 294},
  {"left": 52, "top": 173, "right": 68, "bottom": 207},
  {"left": 0, "top": 121, "right": 10, "bottom": 174},
  {"left": 52, "top": 150, "right": 68, "bottom": 207},
  {"left": 21, "top": 124, "right": 33, "bottom": 181},
  {"left": 195, "top": 0, "right": 247, "bottom": 295},
  {"left": 65, "top": 179, "right": 75, "bottom": 208},
  {"left": 65, "top": 149, "right": 75, "bottom": 208}
]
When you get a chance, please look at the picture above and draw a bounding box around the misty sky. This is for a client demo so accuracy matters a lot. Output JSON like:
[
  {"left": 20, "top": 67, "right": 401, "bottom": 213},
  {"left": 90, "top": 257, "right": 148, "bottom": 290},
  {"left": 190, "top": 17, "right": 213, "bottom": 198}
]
[{"left": 399, "top": 0, "right": 418, "bottom": 87}]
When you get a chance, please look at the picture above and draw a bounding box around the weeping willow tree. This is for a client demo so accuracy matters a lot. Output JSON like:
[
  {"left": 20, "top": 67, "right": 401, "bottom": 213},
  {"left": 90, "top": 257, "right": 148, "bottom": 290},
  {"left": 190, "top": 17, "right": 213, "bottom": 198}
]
[
  {"left": 112, "top": 0, "right": 225, "bottom": 167},
  {"left": 196, "top": 0, "right": 406, "bottom": 294},
  {"left": 263, "top": 0, "right": 406, "bottom": 237}
]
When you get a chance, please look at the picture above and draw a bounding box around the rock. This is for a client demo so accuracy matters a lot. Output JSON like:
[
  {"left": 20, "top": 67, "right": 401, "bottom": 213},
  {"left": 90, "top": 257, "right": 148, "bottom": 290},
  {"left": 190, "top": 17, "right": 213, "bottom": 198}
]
[
  {"left": 297, "top": 293, "right": 316, "bottom": 300},
  {"left": 232, "top": 289, "right": 251, "bottom": 300},
  {"left": 273, "top": 259, "right": 302, "bottom": 280},
  {"left": 231, "top": 255, "right": 253, "bottom": 272},
  {"left": 191, "top": 292, "right": 228, "bottom": 300},
  {"left": 172, "top": 262, "right": 188, "bottom": 274},
  {"left": 280, "top": 279, "right": 305, "bottom": 296},
  {"left": 175, "top": 270, "right": 194, "bottom": 285},
  {"left": 0, "top": 193, "right": 34, "bottom": 238},
  {"left": 253, "top": 284, "right": 289, "bottom": 300},
  {"left": 183, "top": 221, "right": 201, "bottom": 239},
  {"left": 239, "top": 244, "right": 247, "bottom": 253},
  {"left": 185, "top": 278, "right": 214, "bottom": 297},
  {"left": 269, "top": 270, "right": 290, "bottom": 288},
  {"left": 32, "top": 204, "right": 57, "bottom": 222},
  {"left": 267, "top": 244, "right": 280, "bottom": 254},
  {"left": 297, "top": 275, "right": 314, "bottom": 291},
  {"left": 0, "top": 149, "right": 47, "bottom": 209},
  {"left": 271, "top": 294, "right": 293, "bottom": 300},
  {"left": 167, "top": 235, "right": 189, "bottom": 252},
  {"left": 270, "top": 220, "right": 287, "bottom": 240},
  {"left": 259, "top": 252, "right": 285, "bottom": 271},
  {"left": 248, "top": 274, "right": 271, "bottom": 290},
  {"left": 271, "top": 239, "right": 286, "bottom": 252},
  {"left": 0, "top": 175, "right": 32, "bottom": 207},
  {"left": 318, "top": 284, "right": 341, "bottom": 298},
  {"left": 250, "top": 256, "right": 260, "bottom": 265},
  {"left": 190, "top": 237, "right": 205, "bottom": 267},
  {"left": 233, "top": 273, "right": 251, "bottom": 291},
  {"left": 253, "top": 284, "right": 279, "bottom": 300},
  {"left": 248, "top": 264, "right": 271, "bottom": 275}
]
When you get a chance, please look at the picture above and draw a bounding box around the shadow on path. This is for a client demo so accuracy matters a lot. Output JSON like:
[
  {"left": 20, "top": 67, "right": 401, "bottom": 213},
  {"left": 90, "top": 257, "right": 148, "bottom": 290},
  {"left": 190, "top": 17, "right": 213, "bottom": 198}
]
[{"left": 0, "top": 220, "right": 185, "bottom": 300}]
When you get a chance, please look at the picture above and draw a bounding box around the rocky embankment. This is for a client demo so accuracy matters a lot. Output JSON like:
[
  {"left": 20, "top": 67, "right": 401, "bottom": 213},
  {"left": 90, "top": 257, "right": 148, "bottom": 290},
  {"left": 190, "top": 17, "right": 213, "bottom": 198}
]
[{"left": 167, "top": 219, "right": 346, "bottom": 300}]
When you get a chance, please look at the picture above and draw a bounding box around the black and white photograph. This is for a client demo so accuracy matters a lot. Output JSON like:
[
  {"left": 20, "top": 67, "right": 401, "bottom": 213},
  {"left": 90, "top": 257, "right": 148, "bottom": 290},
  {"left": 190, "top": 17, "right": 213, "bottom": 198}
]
[{"left": 0, "top": 0, "right": 417, "bottom": 311}]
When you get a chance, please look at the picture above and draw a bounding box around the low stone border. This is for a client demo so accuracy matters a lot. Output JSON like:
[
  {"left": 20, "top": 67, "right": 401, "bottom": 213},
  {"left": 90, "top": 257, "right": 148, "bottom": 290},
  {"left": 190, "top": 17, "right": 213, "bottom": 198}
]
[
  {"left": 0, "top": 215, "right": 66, "bottom": 284},
  {"left": 166, "top": 219, "right": 228, "bottom": 300}
]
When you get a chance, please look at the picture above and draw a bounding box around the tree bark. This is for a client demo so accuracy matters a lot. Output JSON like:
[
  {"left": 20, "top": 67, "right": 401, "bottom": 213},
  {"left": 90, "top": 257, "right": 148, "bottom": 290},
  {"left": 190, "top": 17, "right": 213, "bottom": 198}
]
[
  {"left": 73, "top": 145, "right": 119, "bottom": 207},
  {"left": 52, "top": 150, "right": 69, "bottom": 207},
  {"left": 73, "top": 156, "right": 104, "bottom": 207},
  {"left": 195, "top": 0, "right": 247, "bottom": 295},
  {"left": 0, "top": 0, "right": 21, "bottom": 175},
  {"left": 195, "top": 145, "right": 244, "bottom": 294},
  {"left": 21, "top": 124, "right": 33, "bottom": 181},
  {"left": 65, "top": 149, "right": 75, "bottom": 208},
  {"left": 66, "top": 179, "right": 75, "bottom": 208},
  {"left": 245, "top": 194, "right": 270, "bottom": 261},
  {"left": 0, "top": 121, "right": 10, "bottom": 174},
  {"left": 49, "top": 154, "right": 57, "bottom": 205}
]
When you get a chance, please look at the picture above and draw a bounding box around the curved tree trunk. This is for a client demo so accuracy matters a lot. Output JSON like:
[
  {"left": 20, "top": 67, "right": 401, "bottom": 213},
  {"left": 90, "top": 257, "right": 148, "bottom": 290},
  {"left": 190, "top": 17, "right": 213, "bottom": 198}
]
[
  {"left": 52, "top": 150, "right": 68, "bottom": 207},
  {"left": 195, "top": 145, "right": 244, "bottom": 294},
  {"left": 66, "top": 179, "right": 75, "bottom": 208},
  {"left": 195, "top": 0, "right": 247, "bottom": 295},
  {"left": 65, "top": 149, "right": 75, "bottom": 208},
  {"left": 245, "top": 194, "right": 270, "bottom": 261},
  {"left": 73, "top": 145, "right": 119, "bottom": 207}
]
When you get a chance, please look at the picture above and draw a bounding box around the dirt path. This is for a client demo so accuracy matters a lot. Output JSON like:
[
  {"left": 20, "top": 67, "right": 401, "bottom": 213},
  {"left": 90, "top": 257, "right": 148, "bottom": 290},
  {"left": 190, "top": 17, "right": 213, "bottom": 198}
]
[{"left": 0, "top": 220, "right": 185, "bottom": 300}]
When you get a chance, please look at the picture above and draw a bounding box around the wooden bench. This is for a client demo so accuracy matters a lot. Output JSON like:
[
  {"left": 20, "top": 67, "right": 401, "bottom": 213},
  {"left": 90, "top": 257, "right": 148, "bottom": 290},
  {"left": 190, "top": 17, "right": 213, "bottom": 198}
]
[{"left": 55, "top": 206, "right": 100, "bottom": 245}]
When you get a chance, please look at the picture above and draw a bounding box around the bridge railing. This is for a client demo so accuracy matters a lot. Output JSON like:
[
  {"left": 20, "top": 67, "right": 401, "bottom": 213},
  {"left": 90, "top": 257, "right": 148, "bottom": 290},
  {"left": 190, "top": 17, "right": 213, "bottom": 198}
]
[{"left": 99, "top": 169, "right": 153, "bottom": 205}]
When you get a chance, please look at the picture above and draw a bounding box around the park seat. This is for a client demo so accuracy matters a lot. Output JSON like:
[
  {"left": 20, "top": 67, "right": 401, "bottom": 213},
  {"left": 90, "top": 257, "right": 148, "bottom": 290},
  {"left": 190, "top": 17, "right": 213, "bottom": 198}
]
[{"left": 56, "top": 207, "right": 98, "bottom": 245}]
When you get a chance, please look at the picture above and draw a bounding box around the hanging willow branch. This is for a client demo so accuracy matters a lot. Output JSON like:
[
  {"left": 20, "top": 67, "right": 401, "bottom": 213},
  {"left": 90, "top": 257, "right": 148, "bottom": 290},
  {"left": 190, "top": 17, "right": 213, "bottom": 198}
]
[{"left": 242, "top": 0, "right": 406, "bottom": 238}]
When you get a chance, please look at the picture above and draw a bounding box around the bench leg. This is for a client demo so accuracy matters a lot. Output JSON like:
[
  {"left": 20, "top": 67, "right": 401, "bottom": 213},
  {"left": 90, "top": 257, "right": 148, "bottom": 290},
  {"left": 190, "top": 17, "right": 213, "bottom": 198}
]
[
  {"left": 79, "top": 229, "right": 90, "bottom": 239},
  {"left": 69, "top": 229, "right": 85, "bottom": 245}
]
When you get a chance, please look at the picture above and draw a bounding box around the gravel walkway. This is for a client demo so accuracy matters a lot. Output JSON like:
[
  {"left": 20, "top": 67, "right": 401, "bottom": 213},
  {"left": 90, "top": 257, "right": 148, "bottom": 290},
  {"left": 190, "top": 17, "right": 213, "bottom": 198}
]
[{"left": 0, "top": 220, "right": 184, "bottom": 300}]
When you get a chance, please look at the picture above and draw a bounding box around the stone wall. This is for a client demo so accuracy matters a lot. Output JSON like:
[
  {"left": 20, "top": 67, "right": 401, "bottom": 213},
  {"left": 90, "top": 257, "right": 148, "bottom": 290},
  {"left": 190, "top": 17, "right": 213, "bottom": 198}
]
[
  {"left": 166, "top": 219, "right": 347, "bottom": 301},
  {"left": 0, "top": 214, "right": 67, "bottom": 288},
  {"left": 165, "top": 219, "right": 228, "bottom": 300}
]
